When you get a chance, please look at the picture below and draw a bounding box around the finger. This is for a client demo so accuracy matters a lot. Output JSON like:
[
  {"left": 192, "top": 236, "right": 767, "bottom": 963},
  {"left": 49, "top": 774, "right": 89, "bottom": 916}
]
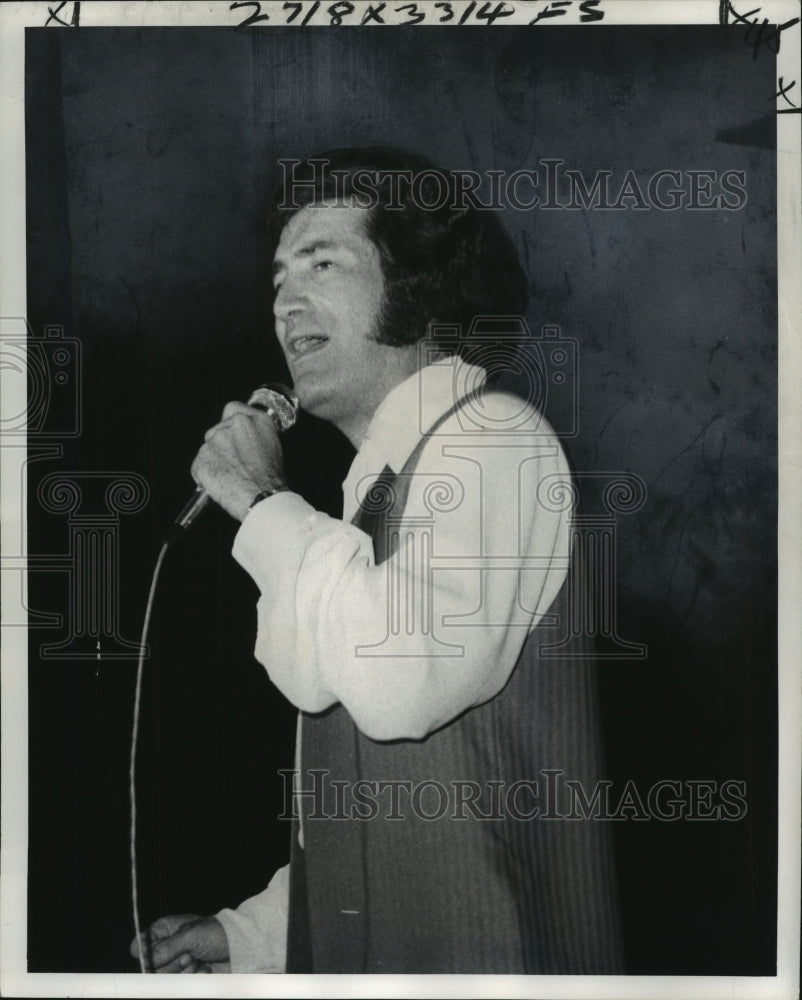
[
  {"left": 131, "top": 930, "right": 161, "bottom": 965},
  {"left": 190, "top": 439, "right": 229, "bottom": 485},
  {"left": 204, "top": 419, "right": 231, "bottom": 443},
  {"left": 153, "top": 953, "right": 193, "bottom": 974},
  {"left": 221, "top": 400, "right": 256, "bottom": 420},
  {"left": 204, "top": 410, "right": 259, "bottom": 444},
  {"left": 131, "top": 921, "right": 180, "bottom": 961},
  {"left": 178, "top": 952, "right": 195, "bottom": 970},
  {"left": 147, "top": 914, "right": 202, "bottom": 937},
  {"left": 148, "top": 934, "right": 196, "bottom": 972}
]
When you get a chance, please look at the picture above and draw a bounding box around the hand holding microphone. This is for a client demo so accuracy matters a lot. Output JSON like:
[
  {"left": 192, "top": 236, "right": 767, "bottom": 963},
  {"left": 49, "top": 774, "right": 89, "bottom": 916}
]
[
  {"left": 170, "top": 384, "right": 298, "bottom": 541},
  {"left": 134, "top": 385, "right": 299, "bottom": 971}
]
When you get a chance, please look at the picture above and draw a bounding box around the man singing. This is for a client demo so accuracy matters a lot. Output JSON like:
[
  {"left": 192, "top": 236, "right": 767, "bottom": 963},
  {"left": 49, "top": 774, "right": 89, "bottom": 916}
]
[{"left": 131, "top": 147, "right": 623, "bottom": 974}]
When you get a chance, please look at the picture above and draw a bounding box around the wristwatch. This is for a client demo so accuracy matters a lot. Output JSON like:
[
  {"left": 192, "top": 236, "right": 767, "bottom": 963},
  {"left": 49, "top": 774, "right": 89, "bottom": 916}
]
[{"left": 248, "top": 488, "right": 281, "bottom": 510}]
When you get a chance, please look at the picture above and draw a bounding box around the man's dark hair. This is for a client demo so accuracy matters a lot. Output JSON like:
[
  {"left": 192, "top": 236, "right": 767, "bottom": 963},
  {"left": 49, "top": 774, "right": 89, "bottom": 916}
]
[{"left": 269, "top": 146, "right": 529, "bottom": 353}]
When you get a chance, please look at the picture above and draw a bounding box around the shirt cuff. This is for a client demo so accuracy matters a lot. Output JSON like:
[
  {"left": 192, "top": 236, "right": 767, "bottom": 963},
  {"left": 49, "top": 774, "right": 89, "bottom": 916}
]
[
  {"left": 216, "top": 865, "right": 289, "bottom": 973},
  {"left": 232, "top": 491, "right": 318, "bottom": 593}
]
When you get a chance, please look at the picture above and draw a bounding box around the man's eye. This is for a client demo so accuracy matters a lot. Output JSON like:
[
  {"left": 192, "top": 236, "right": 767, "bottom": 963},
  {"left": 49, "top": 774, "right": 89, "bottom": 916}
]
[{"left": 314, "top": 260, "right": 333, "bottom": 272}]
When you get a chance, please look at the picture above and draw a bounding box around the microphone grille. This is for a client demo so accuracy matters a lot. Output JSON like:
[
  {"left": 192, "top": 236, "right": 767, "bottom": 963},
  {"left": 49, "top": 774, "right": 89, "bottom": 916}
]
[{"left": 248, "top": 383, "right": 299, "bottom": 432}]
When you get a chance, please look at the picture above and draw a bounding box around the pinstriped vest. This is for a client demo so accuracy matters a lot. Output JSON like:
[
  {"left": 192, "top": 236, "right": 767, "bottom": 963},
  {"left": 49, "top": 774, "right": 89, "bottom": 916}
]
[{"left": 286, "top": 396, "right": 624, "bottom": 974}]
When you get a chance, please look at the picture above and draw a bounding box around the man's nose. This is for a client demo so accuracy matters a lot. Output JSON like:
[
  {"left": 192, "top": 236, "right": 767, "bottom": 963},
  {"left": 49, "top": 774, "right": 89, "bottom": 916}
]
[{"left": 273, "top": 275, "right": 306, "bottom": 321}]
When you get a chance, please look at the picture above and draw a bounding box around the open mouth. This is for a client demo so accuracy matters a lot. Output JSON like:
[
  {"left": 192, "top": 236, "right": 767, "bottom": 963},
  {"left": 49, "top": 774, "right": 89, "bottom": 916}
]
[{"left": 289, "top": 334, "right": 329, "bottom": 359}]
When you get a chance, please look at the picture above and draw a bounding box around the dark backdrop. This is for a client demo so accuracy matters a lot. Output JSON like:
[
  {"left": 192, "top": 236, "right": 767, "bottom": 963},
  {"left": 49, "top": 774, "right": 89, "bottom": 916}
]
[{"left": 25, "top": 25, "right": 777, "bottom": 974}]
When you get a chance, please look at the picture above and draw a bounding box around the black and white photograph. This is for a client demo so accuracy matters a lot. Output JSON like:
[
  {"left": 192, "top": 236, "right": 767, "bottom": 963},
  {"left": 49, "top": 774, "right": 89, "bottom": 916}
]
[{"left": 1, "top": 1, "right": 800, "bottom": 997}]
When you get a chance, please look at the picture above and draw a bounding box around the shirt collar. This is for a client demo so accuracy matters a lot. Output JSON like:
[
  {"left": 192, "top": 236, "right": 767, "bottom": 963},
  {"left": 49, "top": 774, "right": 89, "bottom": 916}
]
[{"left": 341, "top": 357, "right": 487, "bottom": 518}]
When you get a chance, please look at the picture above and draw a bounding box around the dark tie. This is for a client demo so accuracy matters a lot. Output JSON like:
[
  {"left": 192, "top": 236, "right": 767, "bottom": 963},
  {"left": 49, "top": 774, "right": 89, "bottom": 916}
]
[{"left": 349, "top": 465, "right": 400, "bottom": 564}]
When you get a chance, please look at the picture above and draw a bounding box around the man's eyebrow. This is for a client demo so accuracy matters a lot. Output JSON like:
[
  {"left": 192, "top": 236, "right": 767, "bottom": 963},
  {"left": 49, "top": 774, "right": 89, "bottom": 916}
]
[
  {"left": 297, "top": 239, "right": 340, "bottom": 256},
  {"left": 272, "top": 239, "right": 341, "bottom": 275}
]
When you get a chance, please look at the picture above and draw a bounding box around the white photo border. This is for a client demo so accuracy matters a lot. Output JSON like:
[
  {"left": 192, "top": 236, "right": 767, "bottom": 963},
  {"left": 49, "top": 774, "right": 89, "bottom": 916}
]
[{"left": 1, "top": 2, "right": 799, "bottom": 998}]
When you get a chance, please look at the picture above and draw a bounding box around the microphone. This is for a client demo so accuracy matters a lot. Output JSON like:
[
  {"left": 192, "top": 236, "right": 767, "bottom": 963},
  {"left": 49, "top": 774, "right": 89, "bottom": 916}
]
[{"left": 166, "top": 383, "right": 299, "bottom": 543}]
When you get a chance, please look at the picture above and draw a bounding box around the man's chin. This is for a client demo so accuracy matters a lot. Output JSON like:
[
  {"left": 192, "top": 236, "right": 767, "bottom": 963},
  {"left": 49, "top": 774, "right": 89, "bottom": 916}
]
[{"left": 293, "top": 382, "right": 334, "bottom": 422}]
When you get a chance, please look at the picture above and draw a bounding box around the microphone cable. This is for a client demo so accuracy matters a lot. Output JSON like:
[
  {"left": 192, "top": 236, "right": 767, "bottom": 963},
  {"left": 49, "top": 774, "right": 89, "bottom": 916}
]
[{"left": 129, "top": 539, "right": 170, "bottom": 974}]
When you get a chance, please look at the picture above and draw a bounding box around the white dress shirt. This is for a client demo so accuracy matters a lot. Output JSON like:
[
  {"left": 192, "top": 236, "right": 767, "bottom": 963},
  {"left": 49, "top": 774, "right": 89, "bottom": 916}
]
[{"left": 217, "top": 357, "right": 572, "bottom": 971}]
